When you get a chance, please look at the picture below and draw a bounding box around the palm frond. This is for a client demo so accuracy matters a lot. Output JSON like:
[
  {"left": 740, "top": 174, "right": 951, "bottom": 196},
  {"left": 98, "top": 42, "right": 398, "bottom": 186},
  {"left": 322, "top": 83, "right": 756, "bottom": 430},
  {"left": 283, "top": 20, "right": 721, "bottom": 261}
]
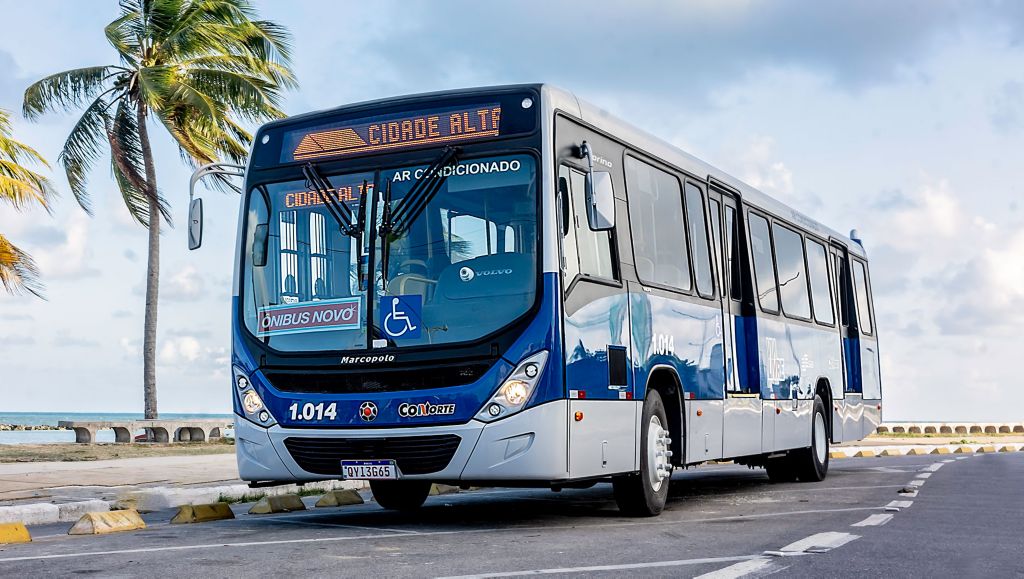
[
  {"left": 56, "top": 92, "right": 118, "bottom": 214},
  {"left": 107, "top": 99, "right": 171, "bottom": 225},
  {"left": 0, "top": 109, "right": 56, "bottom": 212},
  {"left": 0, "top": 233, "right": 44, "bottom": 298},
  {"left": 22, "top": 66, "right": 123, "bottom": 120}
]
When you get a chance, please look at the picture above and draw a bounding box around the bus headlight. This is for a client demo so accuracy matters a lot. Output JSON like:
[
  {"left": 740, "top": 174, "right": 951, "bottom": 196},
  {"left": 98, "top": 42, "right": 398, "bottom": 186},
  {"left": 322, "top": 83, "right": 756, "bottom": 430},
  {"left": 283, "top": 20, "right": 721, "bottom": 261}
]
[
  {"left": 234, "top": 367, "right": 277, "bottom": 427},
  {"left": 476, "top": 351, "right": 548, "bottom": 423}
]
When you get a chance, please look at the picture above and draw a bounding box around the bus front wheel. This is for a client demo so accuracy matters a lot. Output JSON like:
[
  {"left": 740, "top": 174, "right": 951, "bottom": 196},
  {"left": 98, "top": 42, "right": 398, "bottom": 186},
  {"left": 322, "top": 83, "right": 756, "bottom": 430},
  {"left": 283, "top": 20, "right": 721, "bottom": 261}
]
[
  {"left": 370, "top": 480, "right": 432, "bottom": 511},
  {"left": 613, "top": 390, "right": 672, "bottom": 516}
]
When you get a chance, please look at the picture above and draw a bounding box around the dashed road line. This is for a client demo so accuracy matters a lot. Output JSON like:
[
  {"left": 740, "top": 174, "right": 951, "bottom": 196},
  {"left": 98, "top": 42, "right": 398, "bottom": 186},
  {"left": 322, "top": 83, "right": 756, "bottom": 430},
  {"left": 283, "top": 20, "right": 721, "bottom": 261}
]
[
  {"left": 436, "top": 554, "right": 763, "bottom": 578},
  {"left": 694, "top": 557, "right": 774, "bottom": 578},
  {"left": 922, "top": 463, "right": 944, "bottom": 472},
  {"left": 908, "top": 479, "right": 926, "bottom": 487},
  {"left": 916, "top": 472, "right": 932, "bottom": 479},
  {"left": 886, "top": 500, "right": 914, "bottom": 511},
  {"left": 766, "top": 532, "right": 860, "bottom": 556},
  {"left": 851, "top": 513, "right": 894, "bottom": 527}
]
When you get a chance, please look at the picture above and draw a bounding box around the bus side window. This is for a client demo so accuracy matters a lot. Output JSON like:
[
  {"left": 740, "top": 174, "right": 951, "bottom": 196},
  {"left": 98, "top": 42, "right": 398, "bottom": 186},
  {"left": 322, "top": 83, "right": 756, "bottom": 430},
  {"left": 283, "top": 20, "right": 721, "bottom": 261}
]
[
  {"left": 725, "top": 206, "right": 741, "bottom": 302},
  {"left": 708, "top": 198, "right": 724, "bottom": 294},
  {"left": 684, "top": 183, "right": 714, "bottom": 298},
  {"left": 852, "top": 260, "right": 873, "bottom": 335},
  {"left": 836, "top": 254, "right": 851, "bottom": 327},
  {"left": 771, "top": 223, "right": 811, "bottom": 320},
  {"left": 805, "top": 239, "right": 835, "bottom": 325},
  {"left": 558, "top": 166, "right": 581, "bottom": 284},
  {"left": 747, "top": 213, "right": 779, "bottom": 313}
]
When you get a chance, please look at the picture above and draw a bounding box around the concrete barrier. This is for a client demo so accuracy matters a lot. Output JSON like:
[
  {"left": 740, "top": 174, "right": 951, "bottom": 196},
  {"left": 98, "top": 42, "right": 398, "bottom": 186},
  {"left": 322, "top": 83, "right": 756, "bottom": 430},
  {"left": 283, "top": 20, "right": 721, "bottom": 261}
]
[
  {"left": 315, "top": 490, "right": 364, "bottom": 508},
  {"left": 880, "top": 449, "right": 904, "bottom": 456},
  {"left": 68, "top": 510, "right": 146, "bottom": 535},
  {"left": 249, "top": 494, "right": 306, "bottom": 514},
  {"left": 0, "top": 522, "right": 31, "bottom": 544},
  {"left": 854, "top": 450, "right": 876, "bottom": 457},
  {"left": 171, "top": 503, "right": 235, "bottom": 524},
  {"left": 875, "top": 422, "right": 1024, "bottom": 436},
  {"left": 829, "top": 451, "right": 848, "bottom": 459}
]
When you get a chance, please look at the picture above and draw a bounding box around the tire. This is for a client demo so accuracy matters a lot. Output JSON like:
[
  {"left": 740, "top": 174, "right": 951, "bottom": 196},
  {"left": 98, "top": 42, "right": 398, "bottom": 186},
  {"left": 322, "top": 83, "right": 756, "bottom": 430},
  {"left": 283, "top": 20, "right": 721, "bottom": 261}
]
[
  {"left": 613, "top": 390, "right": 672, "bottom": 516},
  {"left": 794, "top": 395, "right": 830, "bottom": 482},
  {"left": 369, "top": 480, "right": 432, "bottom": 511},
  {"left": 765, "top": 454, "right": 798, "bottom": 482}
]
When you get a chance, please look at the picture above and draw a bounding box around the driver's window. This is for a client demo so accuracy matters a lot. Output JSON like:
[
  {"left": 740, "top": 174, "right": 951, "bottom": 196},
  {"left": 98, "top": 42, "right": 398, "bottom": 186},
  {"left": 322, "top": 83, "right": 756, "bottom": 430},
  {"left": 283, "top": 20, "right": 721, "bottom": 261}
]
[{"left": 559, "top": 164, "right": 615, "bottom": 284}]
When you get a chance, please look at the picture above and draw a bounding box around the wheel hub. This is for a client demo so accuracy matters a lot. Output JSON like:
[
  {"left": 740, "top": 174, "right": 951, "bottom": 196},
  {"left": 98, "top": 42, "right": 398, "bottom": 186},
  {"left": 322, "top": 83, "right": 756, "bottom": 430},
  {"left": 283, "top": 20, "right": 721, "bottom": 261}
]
[{"left": 646, "top": 415, "right": 672, "bottom": 491}]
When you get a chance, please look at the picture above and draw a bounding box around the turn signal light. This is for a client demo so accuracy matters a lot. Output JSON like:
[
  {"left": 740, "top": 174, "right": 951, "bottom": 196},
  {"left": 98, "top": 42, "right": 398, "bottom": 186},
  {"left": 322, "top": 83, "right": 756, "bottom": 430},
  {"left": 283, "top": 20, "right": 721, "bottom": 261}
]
[
  {"left": 574, "top": 411, "right": 584, "bottom": 422},
  {"left": 776, "top": 407, "right": 782, "bottom": 414},
  {"left": 696, "top": 409, "right": 703, "bottom": 417}
]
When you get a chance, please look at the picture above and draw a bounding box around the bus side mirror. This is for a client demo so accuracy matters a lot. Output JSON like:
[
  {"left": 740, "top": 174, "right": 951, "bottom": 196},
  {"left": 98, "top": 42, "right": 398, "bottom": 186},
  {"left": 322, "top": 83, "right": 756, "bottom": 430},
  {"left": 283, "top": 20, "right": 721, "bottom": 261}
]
[
  {"left": 188, "top": 198, "right": 203, "bottom": 250},
  {"left": 252, "top": 223, "right": 269, "bottom": 267},
  {"left": 585, "top": 171, "right": 615, "bottom": 231}
]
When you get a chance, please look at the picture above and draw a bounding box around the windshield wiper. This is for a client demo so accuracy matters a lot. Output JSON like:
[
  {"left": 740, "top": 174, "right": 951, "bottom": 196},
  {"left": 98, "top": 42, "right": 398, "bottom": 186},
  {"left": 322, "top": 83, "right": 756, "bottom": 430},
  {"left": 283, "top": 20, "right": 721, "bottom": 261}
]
[
  {"left": 383, "top": 146, "right": 460, "bottom": 237},
  {"left": 303, "top": 162, "right": 361, "bottom": 236},
  {"left": 376, "top": 146, "right": 460, "bottom": 291}
]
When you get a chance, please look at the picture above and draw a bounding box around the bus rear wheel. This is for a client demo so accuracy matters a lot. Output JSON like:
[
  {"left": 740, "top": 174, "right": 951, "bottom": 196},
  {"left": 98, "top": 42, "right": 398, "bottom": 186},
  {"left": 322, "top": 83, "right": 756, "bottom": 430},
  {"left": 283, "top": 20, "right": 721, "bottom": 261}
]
[
  {"left": 370, "top": 480, "right": 432, "bottom": 511},
  {"left": 613, "top": 390, "right": 672, "bottom": 516},
  {"left": 794, "top": 395, "right": 830, "bottom": 482}
]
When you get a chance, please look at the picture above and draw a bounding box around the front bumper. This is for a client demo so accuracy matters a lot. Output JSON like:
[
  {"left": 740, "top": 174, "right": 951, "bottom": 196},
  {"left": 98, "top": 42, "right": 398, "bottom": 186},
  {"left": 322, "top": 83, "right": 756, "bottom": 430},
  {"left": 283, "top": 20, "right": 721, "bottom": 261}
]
[{"left": 235, "top": 400, "right": 570, "bottom": 482}]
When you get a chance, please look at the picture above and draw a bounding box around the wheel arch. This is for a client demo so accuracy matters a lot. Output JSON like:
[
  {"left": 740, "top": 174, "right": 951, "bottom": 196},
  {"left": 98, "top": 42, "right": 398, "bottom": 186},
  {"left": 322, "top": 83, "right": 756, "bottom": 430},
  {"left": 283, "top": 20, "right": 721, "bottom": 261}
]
[{"left": 645, "top": 365, "right": 685, "bottom": 466}]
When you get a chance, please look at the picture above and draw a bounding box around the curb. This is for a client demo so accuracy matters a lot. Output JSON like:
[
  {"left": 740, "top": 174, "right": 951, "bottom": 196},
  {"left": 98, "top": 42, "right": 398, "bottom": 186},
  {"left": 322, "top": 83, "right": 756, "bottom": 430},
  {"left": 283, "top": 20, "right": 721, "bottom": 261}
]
[
  {"left": 117, "top": 479, "right": 364, "bottom": 513},
  {"left": 0, "top": 499, "right": 110, "bottom": 526}
]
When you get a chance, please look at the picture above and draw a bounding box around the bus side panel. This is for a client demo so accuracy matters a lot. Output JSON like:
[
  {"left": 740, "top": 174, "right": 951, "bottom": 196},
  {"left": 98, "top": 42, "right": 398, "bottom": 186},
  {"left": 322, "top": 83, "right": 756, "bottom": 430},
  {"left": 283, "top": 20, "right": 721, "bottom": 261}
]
[
  {"left": 629, "top": 290, "right": 725, "bottom": 464},
  {"left": 755, "top": 318, "right": 843, "bottom": 452},
  {"left": 564, "top": 286, "right": 636, "bottom": 477}
]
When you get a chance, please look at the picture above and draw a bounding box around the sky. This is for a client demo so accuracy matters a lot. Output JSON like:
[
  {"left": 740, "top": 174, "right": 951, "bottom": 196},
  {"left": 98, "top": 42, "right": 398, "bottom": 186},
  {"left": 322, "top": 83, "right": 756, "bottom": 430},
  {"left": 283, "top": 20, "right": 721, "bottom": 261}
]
[{"left": 1, "top": 1, "right": 1022, "bottom": 421}]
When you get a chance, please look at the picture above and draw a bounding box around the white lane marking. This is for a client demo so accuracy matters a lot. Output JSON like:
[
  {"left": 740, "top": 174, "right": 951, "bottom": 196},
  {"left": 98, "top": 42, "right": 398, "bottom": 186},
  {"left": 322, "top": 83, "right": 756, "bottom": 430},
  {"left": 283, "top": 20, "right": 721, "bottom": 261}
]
[
  {"left": 851, "top": 513, "right": 894, "bottom": 527},
  {"left": 916, "top": 472, "right": 932, "bottom": 479},
  {"left": 695, "top": 557, "right": 774, "bottom": 579},
  {"left": 436, "top": 555, "right": 763, "bottom": 579},
  {"left": 922, "top": 463, "right": 944, "bottom": 472},
  {"left": 866, "top": 466, "right": 916, "bottom": 473},
  {"left": 898, "top": 490, "right": 918, "bottom": 498},
  {"left": 767, "top": 532, "right": 859, "bottom": 556},
  {"left": 909, "top": 479, "right": 926, "bottom": 487},
  {"left": 0, "top": 505, "right": 885, "bottom": 564},
  {"left": 941, "top": 459, "right": 955, "bottom": 463},
  {"left": 886, "top": 500, "right": 913, "bottom": 510},
  {"left": 956, "top": 456, "right": 970, "bottom": 460}
]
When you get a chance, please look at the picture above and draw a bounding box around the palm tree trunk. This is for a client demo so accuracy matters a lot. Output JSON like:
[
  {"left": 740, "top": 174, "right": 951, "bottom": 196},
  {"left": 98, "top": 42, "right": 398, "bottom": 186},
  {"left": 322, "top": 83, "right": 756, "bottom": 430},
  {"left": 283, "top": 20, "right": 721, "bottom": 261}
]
[{"left": 137, "top": 104, "right": 160, "bottom": 420}]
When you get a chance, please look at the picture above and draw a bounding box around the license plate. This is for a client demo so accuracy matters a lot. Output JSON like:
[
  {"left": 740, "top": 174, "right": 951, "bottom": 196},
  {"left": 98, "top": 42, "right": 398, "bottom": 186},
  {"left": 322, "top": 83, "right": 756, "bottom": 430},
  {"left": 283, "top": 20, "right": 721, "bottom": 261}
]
[{"left": 340, "top": 460, "right": 399, "bottom": 480}]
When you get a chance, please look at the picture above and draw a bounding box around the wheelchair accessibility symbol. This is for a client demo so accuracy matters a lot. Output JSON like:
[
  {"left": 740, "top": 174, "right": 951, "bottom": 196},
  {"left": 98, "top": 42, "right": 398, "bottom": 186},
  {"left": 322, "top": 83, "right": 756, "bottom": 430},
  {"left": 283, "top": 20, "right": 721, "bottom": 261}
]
[{"left": 381, "top": 295, "right": 421, "bottom": 339}]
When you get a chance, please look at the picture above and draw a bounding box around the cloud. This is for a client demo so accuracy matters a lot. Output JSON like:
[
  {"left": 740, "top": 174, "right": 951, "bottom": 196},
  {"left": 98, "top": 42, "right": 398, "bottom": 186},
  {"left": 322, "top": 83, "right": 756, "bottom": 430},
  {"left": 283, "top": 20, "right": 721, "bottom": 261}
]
[
  {"left": 53, "top": 335, "right": 101, "bottom": 348},
  {"left": 0, "top": 335, "right": 36, "bottom": 347},
  {"left": 0, "top": 313, "right": 33, "bottom": 321},
  {"left": 112, "top": 309, "right": 133, "bottom": 319},
  {"left": 31, "top": 213, "right": 100, "bottom": 280},
  {"left": 989, "top": 80, "right": 1024, "bottom": 135},
  {"left": 135, "top": 263, "right": 206, "bottom": 302},
  {"left": 159, "top": 335, "right": 202, "bottom": 364}
]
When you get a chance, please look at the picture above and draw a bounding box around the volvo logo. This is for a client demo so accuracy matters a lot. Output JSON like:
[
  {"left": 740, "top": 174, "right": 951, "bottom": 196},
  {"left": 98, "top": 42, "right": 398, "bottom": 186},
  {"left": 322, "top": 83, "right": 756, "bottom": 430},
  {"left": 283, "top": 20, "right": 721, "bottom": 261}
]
[
  {"left": 358, "top": 401, "right": 378, "bottom": 422},
  {"left": 459, "top": 266, "right": 475, "bottom": 282}
]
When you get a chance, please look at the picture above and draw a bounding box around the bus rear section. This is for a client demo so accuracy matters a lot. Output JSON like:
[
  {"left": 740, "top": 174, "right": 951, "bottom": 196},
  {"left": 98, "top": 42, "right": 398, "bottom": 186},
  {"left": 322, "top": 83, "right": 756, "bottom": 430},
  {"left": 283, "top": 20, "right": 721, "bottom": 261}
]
[{"left": 191, "top": 84, "right": 881, "bottom": 516}]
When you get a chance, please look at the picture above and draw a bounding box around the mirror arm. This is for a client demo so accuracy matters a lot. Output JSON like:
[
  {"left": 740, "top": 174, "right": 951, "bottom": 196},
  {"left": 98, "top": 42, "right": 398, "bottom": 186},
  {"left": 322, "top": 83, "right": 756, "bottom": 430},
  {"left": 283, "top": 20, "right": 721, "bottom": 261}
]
[{"left": 188, "top": 163, "right": 245, "bottom": 205}]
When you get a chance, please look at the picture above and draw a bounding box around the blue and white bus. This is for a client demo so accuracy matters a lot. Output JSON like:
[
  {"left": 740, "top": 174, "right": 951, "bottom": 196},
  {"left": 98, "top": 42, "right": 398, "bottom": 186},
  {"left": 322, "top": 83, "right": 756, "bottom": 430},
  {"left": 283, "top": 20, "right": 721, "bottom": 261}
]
[{"left": 189, "top": 84, "right": 882, "bottom": 516}]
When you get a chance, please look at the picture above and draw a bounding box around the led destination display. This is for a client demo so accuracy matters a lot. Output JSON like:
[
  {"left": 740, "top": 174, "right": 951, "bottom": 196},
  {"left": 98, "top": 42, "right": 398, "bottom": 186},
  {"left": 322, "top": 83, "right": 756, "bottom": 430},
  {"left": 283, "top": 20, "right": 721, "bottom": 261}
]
[{"left": 283, "top": 103, "right": 502, "bottom": 162}]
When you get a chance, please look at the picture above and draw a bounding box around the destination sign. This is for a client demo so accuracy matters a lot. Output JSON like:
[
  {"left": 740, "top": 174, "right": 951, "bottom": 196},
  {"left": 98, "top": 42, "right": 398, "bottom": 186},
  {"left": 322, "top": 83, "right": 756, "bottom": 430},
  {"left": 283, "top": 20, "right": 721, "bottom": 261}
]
[
  {"left": 282, "top": 180, "right": 372, "bottom": 210},
  {"left": 283, "top": 103, "right": 502, "bottom": 162}
]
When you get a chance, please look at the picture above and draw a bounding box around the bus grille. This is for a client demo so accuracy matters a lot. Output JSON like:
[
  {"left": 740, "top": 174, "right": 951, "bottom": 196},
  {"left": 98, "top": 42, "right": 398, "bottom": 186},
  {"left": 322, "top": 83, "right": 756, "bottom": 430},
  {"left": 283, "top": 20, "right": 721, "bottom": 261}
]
[
  {"left": 264, "top": 364, "right": 490, "bottom": 394},
  {"left": 283, "top": 435, "right": 462, "bottom": 476}
]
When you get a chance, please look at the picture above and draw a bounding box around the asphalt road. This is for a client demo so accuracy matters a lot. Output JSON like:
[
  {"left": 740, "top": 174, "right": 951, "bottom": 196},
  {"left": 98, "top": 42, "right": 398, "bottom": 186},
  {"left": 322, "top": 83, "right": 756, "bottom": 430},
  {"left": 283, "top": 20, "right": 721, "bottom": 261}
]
[{"left": 2, "top": 452, "right": 1022, "bottom": 577}]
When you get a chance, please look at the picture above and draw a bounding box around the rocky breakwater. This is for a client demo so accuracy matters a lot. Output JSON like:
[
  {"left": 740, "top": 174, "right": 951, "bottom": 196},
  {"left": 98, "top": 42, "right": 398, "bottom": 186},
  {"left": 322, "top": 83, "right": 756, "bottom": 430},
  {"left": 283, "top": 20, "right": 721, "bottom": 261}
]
[{"left": 0, "top": 424, "right": 69, "bottom": 431}]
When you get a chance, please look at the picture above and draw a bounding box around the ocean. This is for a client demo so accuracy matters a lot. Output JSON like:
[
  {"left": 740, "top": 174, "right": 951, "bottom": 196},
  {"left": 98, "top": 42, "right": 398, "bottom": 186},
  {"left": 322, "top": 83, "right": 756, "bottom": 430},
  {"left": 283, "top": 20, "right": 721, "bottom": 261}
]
[{"left": 0, "top": 412, "right": 234, "bottom": 445}]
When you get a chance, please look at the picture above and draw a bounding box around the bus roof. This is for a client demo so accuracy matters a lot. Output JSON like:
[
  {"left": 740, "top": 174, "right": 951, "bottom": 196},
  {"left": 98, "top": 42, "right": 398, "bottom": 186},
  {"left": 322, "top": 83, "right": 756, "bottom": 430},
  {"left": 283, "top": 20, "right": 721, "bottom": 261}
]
[{"left": 258, "top": 83, "right": 865, "bottom": 257}]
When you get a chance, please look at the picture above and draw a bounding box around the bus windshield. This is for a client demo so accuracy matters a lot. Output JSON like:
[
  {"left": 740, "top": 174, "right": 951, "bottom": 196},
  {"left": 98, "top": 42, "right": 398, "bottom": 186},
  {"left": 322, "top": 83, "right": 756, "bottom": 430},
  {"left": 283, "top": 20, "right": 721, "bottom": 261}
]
[{"left": 241, "top": 153, "right": 538, "bottom": 352}]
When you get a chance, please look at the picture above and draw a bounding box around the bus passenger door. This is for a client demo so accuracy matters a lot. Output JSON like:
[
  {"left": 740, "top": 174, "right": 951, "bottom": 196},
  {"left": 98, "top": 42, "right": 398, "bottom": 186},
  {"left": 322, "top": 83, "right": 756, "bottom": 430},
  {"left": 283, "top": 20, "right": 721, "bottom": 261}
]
[
  {"left": 830, "top": 243, "right": 860, "bottom": 440},
  {"left": 709, "top": 189, "right": 761, "bottom": 458}
]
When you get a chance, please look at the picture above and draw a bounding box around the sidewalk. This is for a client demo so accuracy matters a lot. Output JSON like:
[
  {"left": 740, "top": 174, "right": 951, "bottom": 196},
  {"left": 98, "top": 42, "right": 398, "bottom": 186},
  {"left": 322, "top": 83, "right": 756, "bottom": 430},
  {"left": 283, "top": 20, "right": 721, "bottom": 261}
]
[{"left": 0, "top": 454, "right": 239, "bottom": 504}]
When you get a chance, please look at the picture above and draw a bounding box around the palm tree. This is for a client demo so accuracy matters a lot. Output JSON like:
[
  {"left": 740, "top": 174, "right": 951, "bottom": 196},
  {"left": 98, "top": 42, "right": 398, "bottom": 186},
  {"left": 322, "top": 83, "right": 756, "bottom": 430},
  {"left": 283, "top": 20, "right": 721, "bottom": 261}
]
[
  {"left": 23, "top": 0, "right": 296, "bottom": 419},
  {"left": 0, "top": 108, "right": 56, "bottom": 297}
]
